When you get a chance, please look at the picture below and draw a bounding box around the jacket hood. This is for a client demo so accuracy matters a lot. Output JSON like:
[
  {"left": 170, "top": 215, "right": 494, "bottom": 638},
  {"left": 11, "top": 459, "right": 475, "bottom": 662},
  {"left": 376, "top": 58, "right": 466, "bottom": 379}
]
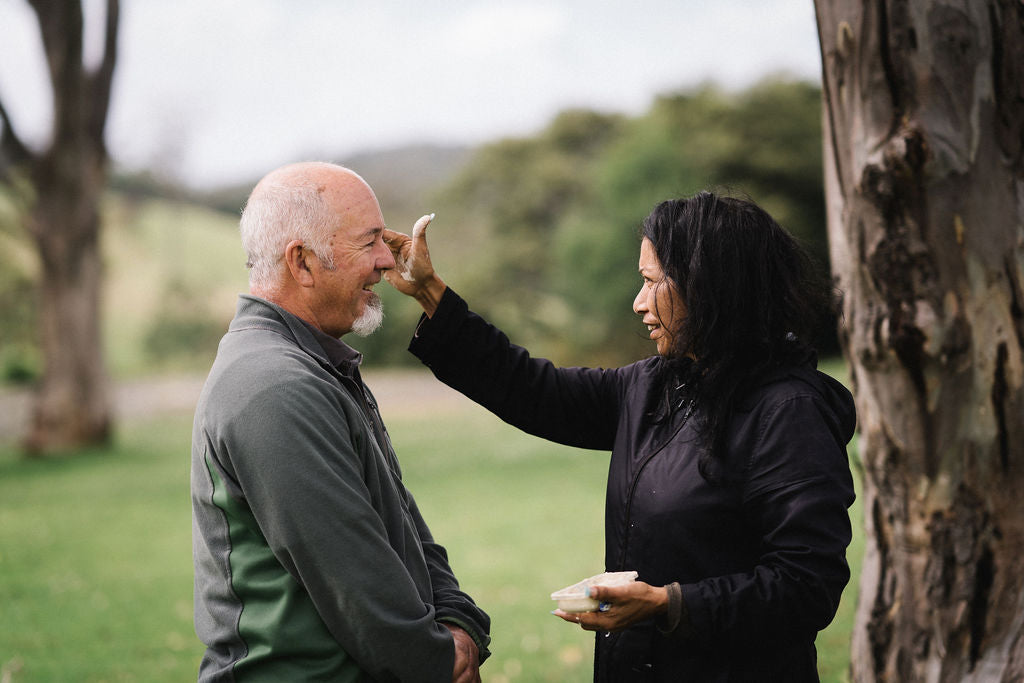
[
  {"left": 740, "top": 342, "right": 856, "bottom": 447},
  {"left": 786, "top": 357, "right": 857, "bottom": 446}
]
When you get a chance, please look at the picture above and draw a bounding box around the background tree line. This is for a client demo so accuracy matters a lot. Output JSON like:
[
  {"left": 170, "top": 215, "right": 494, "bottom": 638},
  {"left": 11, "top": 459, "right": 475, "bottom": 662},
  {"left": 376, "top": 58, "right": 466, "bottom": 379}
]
[
  {"left": 0, "top": 75, "right": 830, "bottom": 380},
  {"left": 358, "top": 76, "right": 832, "bottom": 367}
]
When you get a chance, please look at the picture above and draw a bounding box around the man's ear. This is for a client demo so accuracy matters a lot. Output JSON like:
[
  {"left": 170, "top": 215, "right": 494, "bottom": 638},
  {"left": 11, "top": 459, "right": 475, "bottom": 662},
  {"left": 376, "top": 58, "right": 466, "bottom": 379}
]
[{"left": 283, "top": 239, "right": 316, "bottom": 287}]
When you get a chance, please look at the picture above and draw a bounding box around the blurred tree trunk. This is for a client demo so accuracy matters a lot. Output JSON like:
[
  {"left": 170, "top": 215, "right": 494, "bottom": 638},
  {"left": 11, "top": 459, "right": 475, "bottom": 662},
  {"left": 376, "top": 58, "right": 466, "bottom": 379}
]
[
  {"left": 0, "top": 0, "right": 119, "bottom": 453},
  {"left": 815, "top": 0, "right": 1024, "bottom": 680}
]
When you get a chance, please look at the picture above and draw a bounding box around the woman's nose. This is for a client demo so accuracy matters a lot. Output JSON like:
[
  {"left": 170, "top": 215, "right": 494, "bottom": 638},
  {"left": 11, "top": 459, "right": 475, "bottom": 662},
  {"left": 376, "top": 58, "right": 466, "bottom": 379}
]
[{"left": 632, "top": 288, "right": 646, "bottom": 315}]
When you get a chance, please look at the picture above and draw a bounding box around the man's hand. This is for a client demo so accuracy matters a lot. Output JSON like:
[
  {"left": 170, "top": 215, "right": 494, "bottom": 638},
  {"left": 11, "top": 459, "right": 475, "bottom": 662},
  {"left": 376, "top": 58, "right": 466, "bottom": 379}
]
[
  {"left": 552, "top": 581, "right": 668, "bottom": 633},
  {"left": 383, "top": 213, "right": 447, "bottom": 316},
  {"left": 443, "top": 623, "right": 481, "bottom": 683}
]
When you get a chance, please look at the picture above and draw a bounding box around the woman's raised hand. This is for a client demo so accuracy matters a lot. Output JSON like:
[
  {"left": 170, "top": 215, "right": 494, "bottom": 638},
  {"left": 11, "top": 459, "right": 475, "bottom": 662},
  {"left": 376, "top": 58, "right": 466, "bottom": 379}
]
[{"left": 383, "top": 213, "right": 447, "bottom": 316}]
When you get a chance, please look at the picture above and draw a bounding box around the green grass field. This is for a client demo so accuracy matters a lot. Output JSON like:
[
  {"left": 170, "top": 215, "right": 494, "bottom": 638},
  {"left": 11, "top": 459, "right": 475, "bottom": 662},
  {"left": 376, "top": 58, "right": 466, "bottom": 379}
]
[{"left": 0, "top": 375, "right": 862, "bottom": 683}]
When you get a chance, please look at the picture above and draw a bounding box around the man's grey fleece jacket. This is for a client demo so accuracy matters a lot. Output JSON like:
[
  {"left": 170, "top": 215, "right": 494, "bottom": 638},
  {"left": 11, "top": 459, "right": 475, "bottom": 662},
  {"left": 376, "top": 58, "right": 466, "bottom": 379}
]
[{"left": 191, "top": 294, "right": 490, "bottom": 682}]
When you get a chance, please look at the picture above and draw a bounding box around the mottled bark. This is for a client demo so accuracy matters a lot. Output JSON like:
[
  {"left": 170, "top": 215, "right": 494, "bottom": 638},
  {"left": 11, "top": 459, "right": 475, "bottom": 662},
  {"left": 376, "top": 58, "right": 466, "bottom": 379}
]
[
  {"left": 0, "top": 0, "right": 119, "bottom": 452},
  {"left": 815, "top": 0, "right": 1024, "bottom": 680}
]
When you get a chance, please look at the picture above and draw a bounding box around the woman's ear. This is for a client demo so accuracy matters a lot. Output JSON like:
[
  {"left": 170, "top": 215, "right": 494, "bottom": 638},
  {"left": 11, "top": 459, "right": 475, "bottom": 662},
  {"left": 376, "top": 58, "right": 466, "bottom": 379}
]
[{"left": 283, "top": 239, "right": 316, "bottom": 287}]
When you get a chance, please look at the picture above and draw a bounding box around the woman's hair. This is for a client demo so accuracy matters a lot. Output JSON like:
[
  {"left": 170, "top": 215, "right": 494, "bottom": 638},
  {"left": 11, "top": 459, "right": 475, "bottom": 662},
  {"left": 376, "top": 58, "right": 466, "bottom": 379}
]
[
  {"left": 641, "top": 191, "right": 833, "bottom": 481},
  {"left": 240, "top": 176, "right": 338, "bottom": 287}
]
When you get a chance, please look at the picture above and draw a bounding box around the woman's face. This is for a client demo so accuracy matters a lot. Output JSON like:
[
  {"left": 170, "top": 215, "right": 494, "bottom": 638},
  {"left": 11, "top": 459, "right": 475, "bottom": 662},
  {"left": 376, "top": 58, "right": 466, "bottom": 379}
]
[{"left": 633, "top": 237, "right": 686, "bottom": 356}]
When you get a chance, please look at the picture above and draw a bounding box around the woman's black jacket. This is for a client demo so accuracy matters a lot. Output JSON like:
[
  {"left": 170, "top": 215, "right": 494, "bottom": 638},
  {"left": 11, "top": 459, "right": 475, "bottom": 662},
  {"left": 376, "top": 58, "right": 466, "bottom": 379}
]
[{"left": 409, "top": 288, "right": 857, "bottom": 682}]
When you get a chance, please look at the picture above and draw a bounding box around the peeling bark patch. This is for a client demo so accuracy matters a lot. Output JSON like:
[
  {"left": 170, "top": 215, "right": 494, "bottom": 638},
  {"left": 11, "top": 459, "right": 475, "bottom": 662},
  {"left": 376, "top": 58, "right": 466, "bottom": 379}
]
[
  {"left": 992, "top": 342, "right": 1011, "bottom": 473},
  {"left": 861, "top": 128, "right": 935, "bottom": 307},
  {"left": 924, "top": 486, "right": 994, "bottom": 669},
  {"left": 969, "top": 545, "right": 995, "bottom": 668},
  {"left": 877, "top": 0, "right": 914, "bottom": 127},
  {"left": 868, "top": 495, "right": 895, "bottom": 673},
  {"left": 939, "top": 313, "right": 972, "bottom": 365},
  {"left": 891, "top": 319, "right": 929, "bottom": 400},
  {"left": 989, "top": 0, "right": 1024, "bottom": 169},
  {"left": 860, "top": 123, "right": 938, "bottom": 468},
  {"left": 1005, "top": 255, "right": 1024, "bottom": 352}
]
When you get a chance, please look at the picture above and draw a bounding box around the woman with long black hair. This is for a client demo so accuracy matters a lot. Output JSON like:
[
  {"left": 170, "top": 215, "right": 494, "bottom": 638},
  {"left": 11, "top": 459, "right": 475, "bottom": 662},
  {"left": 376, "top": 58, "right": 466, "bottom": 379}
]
[{"left": 384, "top": 191, "right": 856, "bottom": 681}]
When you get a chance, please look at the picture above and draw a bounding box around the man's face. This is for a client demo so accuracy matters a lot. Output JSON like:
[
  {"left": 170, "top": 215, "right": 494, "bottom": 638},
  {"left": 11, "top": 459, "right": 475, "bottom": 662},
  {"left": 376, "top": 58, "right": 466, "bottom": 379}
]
[{"left": 311, "top": 182, "right": 395, "bottom": 337}]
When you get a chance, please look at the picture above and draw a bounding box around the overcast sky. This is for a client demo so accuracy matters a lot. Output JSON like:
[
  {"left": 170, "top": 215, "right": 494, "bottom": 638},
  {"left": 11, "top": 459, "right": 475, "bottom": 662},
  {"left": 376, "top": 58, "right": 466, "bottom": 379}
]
[{"left": 0, "top": 0, "right": 822, "bottom": 188}]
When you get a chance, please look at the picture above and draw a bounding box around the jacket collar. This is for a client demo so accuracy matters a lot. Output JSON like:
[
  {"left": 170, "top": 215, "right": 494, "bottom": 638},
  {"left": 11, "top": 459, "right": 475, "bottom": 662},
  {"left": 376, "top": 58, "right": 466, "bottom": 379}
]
[{"left": 231, "top": 294, "right": 364, "bottom": 378}]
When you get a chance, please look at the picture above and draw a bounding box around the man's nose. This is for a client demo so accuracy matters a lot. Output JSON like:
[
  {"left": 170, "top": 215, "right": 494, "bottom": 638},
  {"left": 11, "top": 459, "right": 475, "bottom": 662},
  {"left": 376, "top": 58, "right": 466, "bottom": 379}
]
[{"left": 376, "top": 240, "right": 396, "bottom": 270}]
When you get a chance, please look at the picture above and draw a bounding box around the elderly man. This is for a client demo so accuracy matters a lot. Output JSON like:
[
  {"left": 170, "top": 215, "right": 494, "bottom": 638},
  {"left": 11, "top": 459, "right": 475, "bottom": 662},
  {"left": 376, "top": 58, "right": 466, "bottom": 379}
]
[{"left": 191, "top": 162, "right": 490, "bottom": 682}]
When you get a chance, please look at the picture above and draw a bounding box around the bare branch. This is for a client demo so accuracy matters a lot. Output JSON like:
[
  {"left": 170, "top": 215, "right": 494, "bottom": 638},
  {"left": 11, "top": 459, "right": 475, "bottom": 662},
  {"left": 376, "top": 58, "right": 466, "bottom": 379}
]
[
  {"left": 28, "top": 0, "right": 85, "bottom": 152},
  {"left": 88, "top": 0, "right": 120, "bottom": 146}
]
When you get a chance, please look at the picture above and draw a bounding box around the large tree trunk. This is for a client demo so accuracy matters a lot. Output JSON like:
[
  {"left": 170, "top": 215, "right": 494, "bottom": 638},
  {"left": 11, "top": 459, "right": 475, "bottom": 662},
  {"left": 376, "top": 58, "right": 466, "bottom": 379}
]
[
  {"left": 814, "top": 0, "right": 1024, "bottom": 680},
  {"left": 0, "top": 0, "right": 119, "bottom": 453},
  {"left": 23, "top": 148, "right": 111, "bottom": 451}
]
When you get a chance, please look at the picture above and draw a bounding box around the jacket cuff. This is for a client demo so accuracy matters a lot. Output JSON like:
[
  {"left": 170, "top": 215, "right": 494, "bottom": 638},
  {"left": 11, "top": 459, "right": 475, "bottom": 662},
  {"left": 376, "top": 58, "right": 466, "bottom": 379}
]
[
  {"left": 436, "top": 616, "right": 492, "bottom": 663},
  {"left": 410, "top": 287, "right": 468, "bottom": 359},
  {"left": 657, "top": 582, "right": 695, "bottom": 639}
]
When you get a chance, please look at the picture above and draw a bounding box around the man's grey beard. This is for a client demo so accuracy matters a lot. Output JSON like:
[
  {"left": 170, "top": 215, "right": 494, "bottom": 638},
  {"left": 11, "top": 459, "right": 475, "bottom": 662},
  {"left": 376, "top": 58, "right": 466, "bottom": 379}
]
[{"left": 350, "top": 293, "right": 384, "bottom": 337}]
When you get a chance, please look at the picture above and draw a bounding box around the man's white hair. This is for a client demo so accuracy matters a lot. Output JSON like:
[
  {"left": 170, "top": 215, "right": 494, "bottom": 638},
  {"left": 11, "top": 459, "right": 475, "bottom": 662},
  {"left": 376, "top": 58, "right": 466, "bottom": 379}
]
[{"left": 239, "top": 175, "right": 338, "bottom": 287}]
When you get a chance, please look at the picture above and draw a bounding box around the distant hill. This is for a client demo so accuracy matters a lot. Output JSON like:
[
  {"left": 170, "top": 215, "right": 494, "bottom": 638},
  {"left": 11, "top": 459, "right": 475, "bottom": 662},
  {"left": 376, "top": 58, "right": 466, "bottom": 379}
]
[
  {"left": 110, "top": 143, "right": 475, "bottom": 225},
  {"left": 339, "top": 144, "right": 474, "bottom": 227},
  {"left": 342, "top": 144, "right": 473, "bottom": 205}
]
